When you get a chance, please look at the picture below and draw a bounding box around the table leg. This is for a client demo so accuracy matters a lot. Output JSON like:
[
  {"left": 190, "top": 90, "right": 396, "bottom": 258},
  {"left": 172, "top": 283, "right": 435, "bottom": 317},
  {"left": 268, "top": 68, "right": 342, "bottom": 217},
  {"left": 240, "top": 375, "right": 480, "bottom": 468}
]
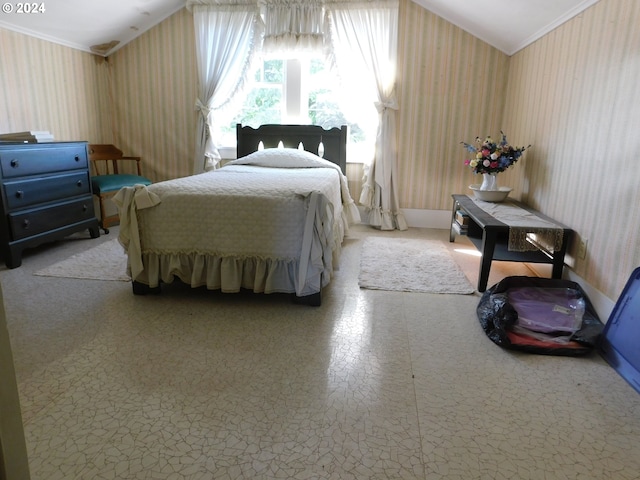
[
  {"left": 449, "top": 198, "right": 458, "bottom": 242},
  {"left": 551, "top": 232, "right": 571, "bottom": 278},
  {"left": 551, "top": 257, "right": 564, "bottom": 279},
  {"left": 478, "top": 229, "right": 497, "bottom": 292}
]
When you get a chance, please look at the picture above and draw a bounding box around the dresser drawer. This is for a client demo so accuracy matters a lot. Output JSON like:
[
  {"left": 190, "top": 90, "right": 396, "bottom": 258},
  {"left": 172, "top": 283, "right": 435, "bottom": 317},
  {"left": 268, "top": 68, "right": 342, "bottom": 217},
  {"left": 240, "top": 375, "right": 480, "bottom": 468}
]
[
  {"left": 9, "top": 197, "right": 95, "bottom": 240},
  {"left": 3, "top": 171, "right": 91, "bottom": 210},
  {"left": 0, "top": 144, "right": 88, "bottom": 178}
]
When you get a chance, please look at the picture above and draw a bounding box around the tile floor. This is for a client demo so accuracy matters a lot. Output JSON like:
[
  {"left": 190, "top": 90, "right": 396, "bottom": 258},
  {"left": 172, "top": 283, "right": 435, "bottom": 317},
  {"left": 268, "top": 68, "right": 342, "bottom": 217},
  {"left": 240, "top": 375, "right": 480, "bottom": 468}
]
[{"left": 2, "top": 224, "right": 640, "bottom": 479}]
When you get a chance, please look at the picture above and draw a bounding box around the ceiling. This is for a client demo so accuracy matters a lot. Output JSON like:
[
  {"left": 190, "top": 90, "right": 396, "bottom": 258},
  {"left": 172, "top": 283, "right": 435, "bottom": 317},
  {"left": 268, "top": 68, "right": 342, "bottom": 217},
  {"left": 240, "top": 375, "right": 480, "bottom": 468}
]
[
  {"left": 0, "top": 0, "right": 186, "bottom": 55},
  {"left": 0, "top": 0, "right": 599, "bottom": 57},
  {"left": 413, "top": 0, "right": 599, "bottom": 55}
]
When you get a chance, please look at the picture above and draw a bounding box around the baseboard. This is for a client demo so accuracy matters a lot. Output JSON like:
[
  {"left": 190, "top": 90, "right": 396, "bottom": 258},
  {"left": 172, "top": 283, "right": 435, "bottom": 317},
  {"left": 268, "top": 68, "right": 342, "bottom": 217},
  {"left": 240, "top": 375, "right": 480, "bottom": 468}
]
[
  {"left": 402, "top": 208, "right": 453, "bottom": 229},
  {"left": 568, "top": 272, "right": 615, "bottom": 322},
  {"left": 357, "top": 207, "right": 452, "bottom": 229}
]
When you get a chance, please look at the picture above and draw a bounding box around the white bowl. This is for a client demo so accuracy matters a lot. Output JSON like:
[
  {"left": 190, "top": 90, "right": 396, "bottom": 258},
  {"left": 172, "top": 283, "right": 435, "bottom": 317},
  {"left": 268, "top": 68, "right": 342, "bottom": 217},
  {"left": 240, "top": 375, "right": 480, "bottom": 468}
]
[{"left": 469, "top": 185, "right": 512, "bottom": 202}]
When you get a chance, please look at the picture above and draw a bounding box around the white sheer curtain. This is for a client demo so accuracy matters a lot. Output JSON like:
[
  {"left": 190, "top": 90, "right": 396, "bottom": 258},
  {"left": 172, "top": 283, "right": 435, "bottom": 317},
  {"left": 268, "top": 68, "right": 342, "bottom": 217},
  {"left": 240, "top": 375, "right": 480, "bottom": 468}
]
[
  {"left": 187, "top": 0, "right": 263, "bottom": 173},
  {"left": 326, "top": 0, "right": 407, "bottom": 230}
]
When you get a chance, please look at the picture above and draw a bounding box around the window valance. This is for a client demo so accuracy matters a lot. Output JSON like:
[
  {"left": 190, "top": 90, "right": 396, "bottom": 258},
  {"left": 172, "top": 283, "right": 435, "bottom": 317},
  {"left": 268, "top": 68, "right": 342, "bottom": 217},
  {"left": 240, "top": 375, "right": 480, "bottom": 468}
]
[
  {"left": 187, "top": 0, "right": 399, "bottom": 55},
  {"left": 187, "top": 0, "right": 259, "bottom": 10},
  {"left": 261, "top": 0, "right": 325, "bottom": 55}
]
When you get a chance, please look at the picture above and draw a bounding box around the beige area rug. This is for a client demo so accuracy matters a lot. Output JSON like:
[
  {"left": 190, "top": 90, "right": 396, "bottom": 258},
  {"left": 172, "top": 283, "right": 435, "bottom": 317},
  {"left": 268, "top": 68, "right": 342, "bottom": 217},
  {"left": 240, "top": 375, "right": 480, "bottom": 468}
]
[
  {"left": 359, "top": 237, "right": 475, "bottom": 294},
  {"left": 34, "top": 239, "right": 130, "bottom": 282}
]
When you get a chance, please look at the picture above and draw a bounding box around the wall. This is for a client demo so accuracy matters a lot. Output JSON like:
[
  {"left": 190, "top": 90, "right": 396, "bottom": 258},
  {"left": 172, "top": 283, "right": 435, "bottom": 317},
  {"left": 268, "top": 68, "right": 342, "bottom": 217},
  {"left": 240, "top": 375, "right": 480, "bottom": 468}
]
[
  {"left": 397, "top": 0, "right": 510, "bottom": 210},
  {"left": 395, "top": 0, "right": 639, "bottom": 301},
  {"left": 0, "top": 10, "right": 196, "bottom": 184},
  {"left": 0, "top": 28, "right": 112, "bottom": 143},
  {"left": 0, "top": 285, "right": 31, "bottom": 479},
  {"left": 503, "top": 0, "right": 640, "bottom": 300},
  {"left": 105, "top": 1, "right": 511, "bottom": 205},
  {"left": 109, "top": 8, "right": 197, "bottom": 182}
]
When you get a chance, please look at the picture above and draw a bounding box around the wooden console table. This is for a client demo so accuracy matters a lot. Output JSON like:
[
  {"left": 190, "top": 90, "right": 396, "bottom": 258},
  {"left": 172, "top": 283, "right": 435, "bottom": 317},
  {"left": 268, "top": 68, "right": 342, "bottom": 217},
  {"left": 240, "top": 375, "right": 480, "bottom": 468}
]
[{"left": 450, "top": 194, "right": 573, "bottom": 292}]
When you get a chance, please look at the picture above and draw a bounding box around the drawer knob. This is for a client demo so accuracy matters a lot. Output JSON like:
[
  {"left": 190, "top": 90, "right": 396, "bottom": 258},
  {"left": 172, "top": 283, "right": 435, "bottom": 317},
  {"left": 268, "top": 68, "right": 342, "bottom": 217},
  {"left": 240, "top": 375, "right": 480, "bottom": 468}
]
[
  {"left": 75, "top": 155, "right": 80, "bottom": 162},
  {"left": 15, "top": 190, "right": 24, "bottom": 199},
  {"left": 22, "top": 219, "right": 30, "bottom": 229},
  {"left": 10, "top": 159, "right": 19, "bottom": 168},
  {"left": 82, "top": 204, "right": 88, "bottom": 212},
  {"left": 76, "top": 180, "right": 83, "bottom": 187}
]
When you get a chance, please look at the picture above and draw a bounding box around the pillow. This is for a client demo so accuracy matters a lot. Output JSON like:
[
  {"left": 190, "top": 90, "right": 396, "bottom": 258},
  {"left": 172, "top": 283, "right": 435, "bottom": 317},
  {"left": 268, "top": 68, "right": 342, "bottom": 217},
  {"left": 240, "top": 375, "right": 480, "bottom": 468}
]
[{"left": 226, "top": 147, "right": 339, "bottom": 171}]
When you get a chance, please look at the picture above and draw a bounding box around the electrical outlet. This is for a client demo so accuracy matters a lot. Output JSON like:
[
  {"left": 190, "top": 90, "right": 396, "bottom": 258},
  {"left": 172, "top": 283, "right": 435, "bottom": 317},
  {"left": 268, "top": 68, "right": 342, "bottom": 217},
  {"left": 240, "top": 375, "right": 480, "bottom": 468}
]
[{"left": 577, "top": 238, "right": 588, "bottom": 260}]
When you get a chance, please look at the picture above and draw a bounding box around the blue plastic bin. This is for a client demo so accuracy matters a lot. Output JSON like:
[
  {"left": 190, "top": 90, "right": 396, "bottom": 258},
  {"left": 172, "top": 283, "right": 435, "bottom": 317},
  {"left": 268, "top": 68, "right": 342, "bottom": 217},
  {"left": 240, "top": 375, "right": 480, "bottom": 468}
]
[{"left": 599, "top": 267, "right": 640, "bottom": 394}]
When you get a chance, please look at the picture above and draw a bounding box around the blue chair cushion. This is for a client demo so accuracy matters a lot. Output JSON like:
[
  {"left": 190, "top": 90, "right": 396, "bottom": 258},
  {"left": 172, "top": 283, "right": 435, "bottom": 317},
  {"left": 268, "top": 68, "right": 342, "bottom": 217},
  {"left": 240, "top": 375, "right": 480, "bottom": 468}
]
[{"left": 91, "top": 174, "right": 152, "bottom": 194}]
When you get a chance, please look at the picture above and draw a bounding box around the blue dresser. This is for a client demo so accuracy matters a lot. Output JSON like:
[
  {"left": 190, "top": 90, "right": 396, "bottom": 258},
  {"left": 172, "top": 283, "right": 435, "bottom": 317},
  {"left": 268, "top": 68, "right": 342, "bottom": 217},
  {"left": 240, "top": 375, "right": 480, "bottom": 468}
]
[{"left": 0, "top": 141, "right": 100, "bottom": 268}]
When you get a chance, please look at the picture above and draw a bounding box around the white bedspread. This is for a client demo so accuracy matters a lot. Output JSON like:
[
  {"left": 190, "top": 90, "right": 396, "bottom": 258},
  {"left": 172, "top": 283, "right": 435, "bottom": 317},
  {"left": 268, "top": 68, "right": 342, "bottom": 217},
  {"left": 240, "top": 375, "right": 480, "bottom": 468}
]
[{"left": 114, "top": 158, "right": 359, "bottom": 297}]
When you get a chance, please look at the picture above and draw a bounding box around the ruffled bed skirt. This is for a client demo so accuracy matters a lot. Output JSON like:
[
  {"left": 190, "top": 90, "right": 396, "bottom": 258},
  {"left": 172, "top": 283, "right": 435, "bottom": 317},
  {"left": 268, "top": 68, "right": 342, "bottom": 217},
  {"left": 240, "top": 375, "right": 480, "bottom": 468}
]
[
  {"left": 130, "top": 249, "right": 339, "bottom": 297},
  {"left": 125, "top": 190, "right": 359, "bottom": 298}
]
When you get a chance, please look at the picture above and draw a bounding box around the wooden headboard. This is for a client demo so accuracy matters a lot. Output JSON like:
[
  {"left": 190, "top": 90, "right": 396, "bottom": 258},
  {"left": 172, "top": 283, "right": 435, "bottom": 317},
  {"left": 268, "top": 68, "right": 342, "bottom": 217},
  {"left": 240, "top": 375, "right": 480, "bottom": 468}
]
[{"left": 236, "top": 124, "right": 348, "bottom": 174}]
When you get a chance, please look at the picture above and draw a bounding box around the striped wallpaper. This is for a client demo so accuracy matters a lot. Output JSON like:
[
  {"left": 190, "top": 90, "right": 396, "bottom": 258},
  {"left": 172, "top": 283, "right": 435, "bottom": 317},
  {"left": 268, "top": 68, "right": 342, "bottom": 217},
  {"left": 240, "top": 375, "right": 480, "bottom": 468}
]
[
  {"left": 0, "top": 28, "right": 112, "bottom": 144},
  {"left": 109, "top": 8, "right": 197, "bottom": 182},
  {"left": 1, "top": 0, "right": 638, "bottom": 301},
  {"left": 503, "top": 0, "right": 640, "bottom": 300},
  {"left": 397, "top": 0, "right": 510, "bottom": 210}
]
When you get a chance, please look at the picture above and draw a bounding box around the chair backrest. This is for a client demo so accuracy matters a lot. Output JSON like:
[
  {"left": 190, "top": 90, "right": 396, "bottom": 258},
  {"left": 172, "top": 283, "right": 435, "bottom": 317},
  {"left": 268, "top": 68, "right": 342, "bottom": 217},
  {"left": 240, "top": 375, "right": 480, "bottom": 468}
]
[
  {"left": 88, "top": 144, "right": 123, "bottom": 160},
  {"left": 88, "top": 144, "right": 144, "bottom": 176},
  {"left": 88, "top": 144, "right": 123, "bottom": 175}
]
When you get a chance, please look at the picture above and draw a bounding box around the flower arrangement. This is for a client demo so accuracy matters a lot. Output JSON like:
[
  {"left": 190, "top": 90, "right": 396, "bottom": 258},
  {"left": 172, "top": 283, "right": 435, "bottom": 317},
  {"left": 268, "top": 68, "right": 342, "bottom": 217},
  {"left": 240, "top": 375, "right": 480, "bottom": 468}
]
[{"left": 462, "top": 132, "right": 529, "bottom": 175}]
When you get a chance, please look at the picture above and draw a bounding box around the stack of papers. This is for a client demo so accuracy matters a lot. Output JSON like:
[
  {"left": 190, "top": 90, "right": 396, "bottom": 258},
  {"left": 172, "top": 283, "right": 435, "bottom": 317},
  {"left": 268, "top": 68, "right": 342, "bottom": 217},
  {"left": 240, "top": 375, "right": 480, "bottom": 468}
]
[{"left": 0, "top": 130, "right": 55, "bottom": 143}]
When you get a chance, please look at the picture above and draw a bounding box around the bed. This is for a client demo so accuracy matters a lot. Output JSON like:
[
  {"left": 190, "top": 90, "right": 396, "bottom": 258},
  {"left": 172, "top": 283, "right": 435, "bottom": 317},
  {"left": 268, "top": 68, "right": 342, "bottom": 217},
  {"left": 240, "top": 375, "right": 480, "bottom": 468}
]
[{"left": 114, "top": 124, "right": 360, "bottom": 305}]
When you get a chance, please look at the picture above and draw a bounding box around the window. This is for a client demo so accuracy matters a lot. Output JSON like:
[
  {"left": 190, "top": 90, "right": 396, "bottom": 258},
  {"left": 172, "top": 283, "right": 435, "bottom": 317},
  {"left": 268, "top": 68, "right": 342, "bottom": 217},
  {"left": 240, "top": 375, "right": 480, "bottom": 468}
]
[{"left": 215, "top": 56, "right": 376, "bottom": 163}]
